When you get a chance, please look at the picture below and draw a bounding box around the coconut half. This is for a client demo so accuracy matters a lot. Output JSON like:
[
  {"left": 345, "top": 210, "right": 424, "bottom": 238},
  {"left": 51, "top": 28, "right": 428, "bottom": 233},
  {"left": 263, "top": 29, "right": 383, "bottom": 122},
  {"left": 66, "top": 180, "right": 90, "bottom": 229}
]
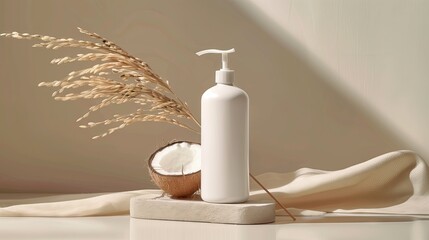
[{"left": 148, "top": 141, "right": 201, "bottom": 198}]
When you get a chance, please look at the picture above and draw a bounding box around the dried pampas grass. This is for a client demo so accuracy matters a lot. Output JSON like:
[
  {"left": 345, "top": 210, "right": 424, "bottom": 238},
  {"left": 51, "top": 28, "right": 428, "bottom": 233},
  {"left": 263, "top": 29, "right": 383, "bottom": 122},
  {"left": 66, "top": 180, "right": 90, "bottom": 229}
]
[{"left": 0, "top": 28, "right": 200, "bottom": 139}]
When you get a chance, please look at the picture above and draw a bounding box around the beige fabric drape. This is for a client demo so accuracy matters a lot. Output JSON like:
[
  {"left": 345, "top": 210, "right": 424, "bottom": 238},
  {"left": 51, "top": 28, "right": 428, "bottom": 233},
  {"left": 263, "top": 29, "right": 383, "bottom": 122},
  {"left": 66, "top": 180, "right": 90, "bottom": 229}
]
[
  {"left": 1, "top": 150, "right": 428, "bottom": 217},
  {"left": 251, "top": 150, "right": 429, "bottom": 215}
]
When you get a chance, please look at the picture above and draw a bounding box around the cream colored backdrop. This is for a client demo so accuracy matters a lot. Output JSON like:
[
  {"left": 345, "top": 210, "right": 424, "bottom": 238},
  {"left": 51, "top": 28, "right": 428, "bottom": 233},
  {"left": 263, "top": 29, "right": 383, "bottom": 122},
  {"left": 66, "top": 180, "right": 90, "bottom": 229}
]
[{"left": 0, "top": 0, "right": 426, "bottom": 193}]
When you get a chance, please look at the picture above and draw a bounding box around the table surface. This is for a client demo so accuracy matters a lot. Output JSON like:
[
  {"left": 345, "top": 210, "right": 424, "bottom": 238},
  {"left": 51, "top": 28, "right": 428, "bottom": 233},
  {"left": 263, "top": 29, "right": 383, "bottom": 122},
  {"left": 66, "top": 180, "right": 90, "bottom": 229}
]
[{"left": 0, "top": 215, "right": 428, "bottom": 240}]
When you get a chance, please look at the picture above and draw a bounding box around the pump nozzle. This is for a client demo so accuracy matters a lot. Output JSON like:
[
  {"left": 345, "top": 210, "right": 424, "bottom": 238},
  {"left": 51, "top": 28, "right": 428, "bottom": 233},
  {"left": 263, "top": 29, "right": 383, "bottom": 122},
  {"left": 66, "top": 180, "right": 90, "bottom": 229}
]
[
  {"left": 196, "top": 48, "right": 235, "bottom": 70},
  {"left": 196, "top": 48, "right": 235, "bottom": 85}
]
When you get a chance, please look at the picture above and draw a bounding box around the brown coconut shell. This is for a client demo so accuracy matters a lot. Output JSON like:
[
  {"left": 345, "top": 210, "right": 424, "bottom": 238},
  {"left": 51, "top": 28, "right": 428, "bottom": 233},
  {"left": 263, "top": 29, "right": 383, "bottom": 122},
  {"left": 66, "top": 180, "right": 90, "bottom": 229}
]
[{"left": 148, "top": 141, "right": 201, "bottom": 198}]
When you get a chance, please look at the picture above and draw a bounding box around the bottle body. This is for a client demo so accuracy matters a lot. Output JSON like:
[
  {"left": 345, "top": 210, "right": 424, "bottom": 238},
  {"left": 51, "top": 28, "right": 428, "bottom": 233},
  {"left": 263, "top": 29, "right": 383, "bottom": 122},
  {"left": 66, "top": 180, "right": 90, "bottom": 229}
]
[{"left": 201, "top": 84, "right": 249, "bottom": 203}]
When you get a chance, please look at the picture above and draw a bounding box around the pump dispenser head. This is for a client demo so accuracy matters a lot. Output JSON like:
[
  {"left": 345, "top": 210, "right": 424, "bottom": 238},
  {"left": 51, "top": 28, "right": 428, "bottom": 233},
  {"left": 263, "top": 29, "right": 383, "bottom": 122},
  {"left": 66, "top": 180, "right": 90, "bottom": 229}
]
[{"left": 196, "top": 48, "right": 235, "bottom": 85}]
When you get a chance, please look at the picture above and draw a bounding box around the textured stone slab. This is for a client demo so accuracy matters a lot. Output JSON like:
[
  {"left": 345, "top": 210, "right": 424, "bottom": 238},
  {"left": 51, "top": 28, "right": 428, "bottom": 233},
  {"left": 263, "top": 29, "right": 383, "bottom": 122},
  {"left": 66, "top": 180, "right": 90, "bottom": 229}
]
[{"left": 130, "top": 194, "right": 275, "bottom": 224}]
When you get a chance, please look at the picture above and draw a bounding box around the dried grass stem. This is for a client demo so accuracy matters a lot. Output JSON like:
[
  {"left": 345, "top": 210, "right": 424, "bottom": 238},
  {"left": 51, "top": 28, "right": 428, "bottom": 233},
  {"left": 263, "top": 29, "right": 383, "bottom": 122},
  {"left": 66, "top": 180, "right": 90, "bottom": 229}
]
[{"left": 1, "top": 28, "right": 200, "bottom": 138}]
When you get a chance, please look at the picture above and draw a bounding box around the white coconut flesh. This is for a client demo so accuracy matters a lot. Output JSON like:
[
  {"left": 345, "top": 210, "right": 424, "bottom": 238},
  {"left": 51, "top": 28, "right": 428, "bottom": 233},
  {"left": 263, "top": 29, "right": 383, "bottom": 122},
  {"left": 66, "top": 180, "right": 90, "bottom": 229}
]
[{"left": 151, "top": 142, "right": 201, "bottom": 176}]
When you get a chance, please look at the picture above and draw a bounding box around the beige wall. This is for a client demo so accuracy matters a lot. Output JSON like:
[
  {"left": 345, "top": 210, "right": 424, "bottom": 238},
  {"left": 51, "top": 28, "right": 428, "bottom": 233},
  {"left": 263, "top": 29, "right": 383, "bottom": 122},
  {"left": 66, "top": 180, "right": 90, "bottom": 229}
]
[
  {"left": 237, "top": 0, "right": 429, "bottom": 160},
  {"left": 0, "top": 0, "right": 423, "bottom": 193}
]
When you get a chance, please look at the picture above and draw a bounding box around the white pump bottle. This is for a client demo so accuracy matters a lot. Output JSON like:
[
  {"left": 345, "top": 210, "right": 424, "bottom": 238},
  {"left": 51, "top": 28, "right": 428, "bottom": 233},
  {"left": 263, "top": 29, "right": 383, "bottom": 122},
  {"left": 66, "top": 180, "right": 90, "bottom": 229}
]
[{"left": 196, "top": 48, "right": 249, "bottom": 203}]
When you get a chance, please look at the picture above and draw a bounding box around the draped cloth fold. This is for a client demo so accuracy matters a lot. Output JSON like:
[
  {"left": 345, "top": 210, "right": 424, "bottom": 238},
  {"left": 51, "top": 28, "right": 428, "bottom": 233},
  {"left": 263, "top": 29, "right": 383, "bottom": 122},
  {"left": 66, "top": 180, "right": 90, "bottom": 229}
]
[
  {"left": 1, "top": 150, "right": 428, "bottom": 217},
  {"left": 250, "top": 150, "right": 429, "bottom": 215}
]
